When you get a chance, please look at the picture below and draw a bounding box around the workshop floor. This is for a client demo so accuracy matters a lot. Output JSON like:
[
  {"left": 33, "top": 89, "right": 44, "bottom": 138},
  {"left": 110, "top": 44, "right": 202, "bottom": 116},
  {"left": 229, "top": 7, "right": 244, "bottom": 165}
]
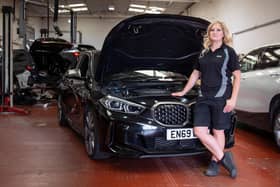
[{"left": 0, "top": 106, "right": 279, "bottom": 187}]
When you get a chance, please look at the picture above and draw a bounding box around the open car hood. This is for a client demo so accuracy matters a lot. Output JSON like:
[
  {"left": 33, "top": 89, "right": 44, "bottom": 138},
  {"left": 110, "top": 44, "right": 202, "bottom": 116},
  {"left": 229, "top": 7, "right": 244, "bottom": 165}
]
[{"left": 96, "top": 14, "right": 209, "bottom": 82}]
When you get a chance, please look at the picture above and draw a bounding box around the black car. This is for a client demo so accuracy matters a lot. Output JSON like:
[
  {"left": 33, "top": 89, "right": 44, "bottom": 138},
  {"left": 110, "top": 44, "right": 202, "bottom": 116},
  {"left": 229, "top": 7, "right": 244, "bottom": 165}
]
[
  {"left": 28, "top": 38, "right": 76, "bottom": 87},
  {"left": 28, "top": 38, "right": 98, "bottom": 89},
  {"left": 58, "top": 14, "right": 236, "bottom": 159}
]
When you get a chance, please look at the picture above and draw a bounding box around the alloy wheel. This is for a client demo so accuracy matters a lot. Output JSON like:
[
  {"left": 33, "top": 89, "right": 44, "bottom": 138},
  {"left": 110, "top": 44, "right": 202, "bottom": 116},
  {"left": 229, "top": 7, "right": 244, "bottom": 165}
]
[
  {"left": 85, "top": 109, "right": 95, "bottom": 155},
  {"left": 57, "top": 101, "right": 63, "bottom": 121},
  {"left": 273, "top": 110, "right": 280, "bottom": 147},
  {"left": 57, "top": 95, "right": 67, "bottom": 126}
]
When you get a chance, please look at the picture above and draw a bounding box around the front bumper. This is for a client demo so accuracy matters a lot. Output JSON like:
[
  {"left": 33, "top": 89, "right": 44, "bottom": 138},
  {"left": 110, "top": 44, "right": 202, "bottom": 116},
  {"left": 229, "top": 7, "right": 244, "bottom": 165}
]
[
  {"left": 107, "top": 120, "right": 207, "bottom": 158},
  {"left": 98, "top": 103, "right": 236, "bottom": 158}
]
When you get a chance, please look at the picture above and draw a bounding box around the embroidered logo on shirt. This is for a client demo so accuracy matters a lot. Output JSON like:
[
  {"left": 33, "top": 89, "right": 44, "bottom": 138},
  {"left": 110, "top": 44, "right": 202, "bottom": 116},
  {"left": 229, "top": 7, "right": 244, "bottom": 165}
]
[{"left": 216, "top": 55, "right": 223, "bottom": 58}]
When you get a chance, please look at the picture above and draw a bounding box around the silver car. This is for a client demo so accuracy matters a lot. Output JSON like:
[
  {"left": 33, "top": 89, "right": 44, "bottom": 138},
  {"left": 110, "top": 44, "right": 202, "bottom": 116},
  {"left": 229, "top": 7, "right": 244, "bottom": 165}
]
[{"left": 236, "top": 44, "right": 280, "bottom": 148}]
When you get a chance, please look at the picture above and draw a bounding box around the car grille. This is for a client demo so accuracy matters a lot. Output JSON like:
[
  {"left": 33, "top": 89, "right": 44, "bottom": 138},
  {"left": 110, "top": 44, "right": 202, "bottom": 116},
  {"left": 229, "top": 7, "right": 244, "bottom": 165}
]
[{"left": 152, "top": 102, "right": 189, "bottom": 127}]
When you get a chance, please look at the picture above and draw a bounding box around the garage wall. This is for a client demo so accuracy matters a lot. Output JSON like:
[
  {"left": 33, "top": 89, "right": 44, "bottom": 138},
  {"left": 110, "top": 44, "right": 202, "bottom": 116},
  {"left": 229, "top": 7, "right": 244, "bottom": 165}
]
[
  {"left": 28, "top": 16, "right": 124, "bottom": 50},
  {"left": 8, "top": 0, "right": 278, "bottom": 53},
  {"left": 76, "top": 17, "right": 124, "bottom": 50},
  {"left": 0, "top": 0, "right": 126, "bottom": 51},
  {"left": 188, "top": 0, "right": 280, "bottom": 54}
]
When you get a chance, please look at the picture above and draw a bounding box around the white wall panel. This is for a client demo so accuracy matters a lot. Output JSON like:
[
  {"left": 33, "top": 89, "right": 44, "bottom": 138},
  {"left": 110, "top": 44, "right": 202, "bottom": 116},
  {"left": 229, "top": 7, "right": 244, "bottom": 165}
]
[
  {"left": 233, "top": 22, "right": 280, "bottom": 54},
  {"left": 189, "top": 0, "right": 280, "bottom": 53},
  {"left": 77, "top": 18, "right": 123, "bottom": 50}
]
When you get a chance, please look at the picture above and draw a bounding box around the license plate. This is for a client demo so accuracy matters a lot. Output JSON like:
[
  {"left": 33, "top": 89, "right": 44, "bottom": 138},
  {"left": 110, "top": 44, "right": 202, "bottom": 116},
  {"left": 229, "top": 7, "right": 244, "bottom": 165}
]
[{"left": 166, "top": 128, "right": 197, "bottom": 140}]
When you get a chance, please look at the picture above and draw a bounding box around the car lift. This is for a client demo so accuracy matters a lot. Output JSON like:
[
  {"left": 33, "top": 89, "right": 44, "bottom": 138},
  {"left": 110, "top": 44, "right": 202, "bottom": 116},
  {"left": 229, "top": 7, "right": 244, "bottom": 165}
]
[{"left": 0, "top": 6, "right": 29, "bottom": 115}]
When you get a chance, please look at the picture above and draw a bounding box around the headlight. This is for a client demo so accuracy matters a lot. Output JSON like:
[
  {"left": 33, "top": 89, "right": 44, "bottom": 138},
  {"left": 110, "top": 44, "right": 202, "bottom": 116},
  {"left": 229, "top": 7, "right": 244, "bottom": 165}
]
[{"left": 100, "top": 95, "right": 145, "bottom": 114}]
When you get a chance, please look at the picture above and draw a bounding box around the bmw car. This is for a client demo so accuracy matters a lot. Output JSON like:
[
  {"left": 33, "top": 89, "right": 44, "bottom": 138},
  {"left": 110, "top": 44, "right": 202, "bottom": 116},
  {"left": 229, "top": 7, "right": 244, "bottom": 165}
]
[{"left": 58, "top": 14, "right": 236, "bottom": 159}]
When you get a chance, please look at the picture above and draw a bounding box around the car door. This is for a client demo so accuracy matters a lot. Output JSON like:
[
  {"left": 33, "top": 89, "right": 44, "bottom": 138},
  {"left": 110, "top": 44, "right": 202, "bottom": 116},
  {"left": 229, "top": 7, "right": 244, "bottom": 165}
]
[
  {"left": 237, "top": 48, "right": 263, "bottom": 112},
  {"left": 237, "top": 46, "right": 280, "bottom": 113},
  {"left": 63, "top": 54, "right": 90, "bottom": 134}
]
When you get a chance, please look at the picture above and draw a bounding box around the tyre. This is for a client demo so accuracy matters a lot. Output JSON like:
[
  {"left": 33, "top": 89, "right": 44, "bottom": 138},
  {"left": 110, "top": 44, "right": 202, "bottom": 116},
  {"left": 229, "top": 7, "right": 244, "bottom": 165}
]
[
  {"left": 84, "top": 103, "right": 110, "bottom": 159},
  {"left": 57, "top": 94, "right": 68, "bottom": 126},
  {"left": 273, "top": 107, "right": 280, "bottom": 148}
]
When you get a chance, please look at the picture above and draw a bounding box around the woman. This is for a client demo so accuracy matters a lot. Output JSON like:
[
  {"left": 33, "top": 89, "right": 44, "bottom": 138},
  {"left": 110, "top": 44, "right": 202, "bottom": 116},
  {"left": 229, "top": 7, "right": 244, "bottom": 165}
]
[{"left": 172, "top": 21, "right": 240, "bottom": 178}]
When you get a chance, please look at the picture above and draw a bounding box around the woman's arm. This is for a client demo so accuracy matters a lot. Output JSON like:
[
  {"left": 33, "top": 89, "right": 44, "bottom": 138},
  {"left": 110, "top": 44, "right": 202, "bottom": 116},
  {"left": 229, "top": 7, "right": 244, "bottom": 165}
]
[
  {"left": 171, "top": 70, "right": 201, "bottom": 97},
  {"left": 223, "top": 70, "right": 241, "bottom": 113}
]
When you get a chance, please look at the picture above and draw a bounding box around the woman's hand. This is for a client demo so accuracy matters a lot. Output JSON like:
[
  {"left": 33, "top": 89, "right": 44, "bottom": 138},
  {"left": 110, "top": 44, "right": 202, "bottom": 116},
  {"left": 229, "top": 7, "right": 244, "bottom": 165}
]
[
  {"left": 171, "top": 91, "right": 185, "bottom": 97},
  {"left": 170, "top": 70, "right": 200, "bottom": 98},
  {"left": 223, "top": 99, "right": 236, "bottom": 113}
]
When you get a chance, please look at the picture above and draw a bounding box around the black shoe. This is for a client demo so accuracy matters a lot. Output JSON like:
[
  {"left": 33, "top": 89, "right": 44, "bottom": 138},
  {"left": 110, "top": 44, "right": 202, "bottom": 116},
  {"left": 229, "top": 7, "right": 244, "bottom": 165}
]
[
  {"left": 204, "top": 160, "right": 219, "bottom": 177},
  {"left": 221, "top": 151, "right": 237, "bottom": 178}
]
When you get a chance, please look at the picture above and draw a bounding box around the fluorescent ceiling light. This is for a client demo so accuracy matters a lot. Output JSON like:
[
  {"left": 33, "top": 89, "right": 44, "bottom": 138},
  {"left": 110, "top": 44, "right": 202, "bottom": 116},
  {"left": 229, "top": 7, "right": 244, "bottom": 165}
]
[
  {"left": 129, "top": 4, "right": 146, "bottom": 9},
  {"left": 69, "top": 3, "right": 86, "bottom": 7},
  {"left": 128, "top": 8, "right": 145, "bottom": 13},
  {"left": 145, "top": 10, "right": 161, "bottom": 14},
  {"left": 129, "top": 4, "right": 165, "bottom": 14},
  {"left": 72, "top": 7, "right": 88, "bottom": 12},
  {"left": 148, "top": 6, "right": 165, "bottom": 11},
  {"left": 58, "top": 9, "right": 70, "bottom": 13},
  {"left": 108, "top": 5, "right": 115, "bottom": 11}
]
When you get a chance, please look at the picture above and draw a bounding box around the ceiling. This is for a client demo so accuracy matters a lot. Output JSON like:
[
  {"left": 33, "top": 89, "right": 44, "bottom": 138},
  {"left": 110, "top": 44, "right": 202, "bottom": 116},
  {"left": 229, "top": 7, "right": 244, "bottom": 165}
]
[{"left": 25, "top": 0, "right": 200, "bottom": 18}]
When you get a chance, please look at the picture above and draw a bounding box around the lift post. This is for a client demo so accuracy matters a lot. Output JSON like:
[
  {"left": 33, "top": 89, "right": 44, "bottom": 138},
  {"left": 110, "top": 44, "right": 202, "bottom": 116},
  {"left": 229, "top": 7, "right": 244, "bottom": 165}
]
[
  {"left": 70, "top": 10, "right": 77, "bottom": 44},
  {"left": 0, "top": 6, "right": 29, "bottom": 115}
]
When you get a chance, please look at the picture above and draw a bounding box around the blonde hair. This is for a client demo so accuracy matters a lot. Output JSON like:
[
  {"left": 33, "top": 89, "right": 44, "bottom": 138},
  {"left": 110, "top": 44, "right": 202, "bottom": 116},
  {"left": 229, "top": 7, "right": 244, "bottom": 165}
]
[{"left": 203, "top": 21, "right": 233, "bottom": 49}]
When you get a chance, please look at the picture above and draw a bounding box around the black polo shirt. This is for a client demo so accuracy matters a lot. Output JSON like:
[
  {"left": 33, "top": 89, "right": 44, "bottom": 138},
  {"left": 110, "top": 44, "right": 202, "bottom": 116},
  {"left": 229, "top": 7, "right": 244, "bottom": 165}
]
[{"left": 194, "top": 44, "right": 240, "bottom": 99}]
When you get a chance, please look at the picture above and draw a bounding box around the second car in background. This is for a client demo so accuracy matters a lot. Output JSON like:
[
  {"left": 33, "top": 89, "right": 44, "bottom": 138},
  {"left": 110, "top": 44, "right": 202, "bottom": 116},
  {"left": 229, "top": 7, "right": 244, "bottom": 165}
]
[{"left": 236, "top": 44, "right": 280, "bottom": 148}]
